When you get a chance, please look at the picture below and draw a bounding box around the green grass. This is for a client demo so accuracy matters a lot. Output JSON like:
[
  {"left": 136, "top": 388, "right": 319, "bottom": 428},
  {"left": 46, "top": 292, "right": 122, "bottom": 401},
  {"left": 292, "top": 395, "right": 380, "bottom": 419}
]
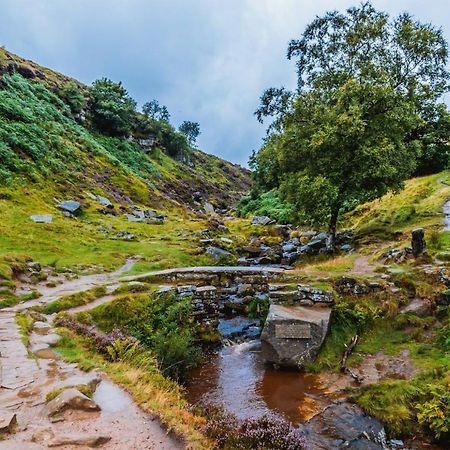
[
  {"left": 345, "top": 171, "right": 450, "bottom": 242},
  {"left": 39, "top": 285, "right": 107, "bottom": 314}
]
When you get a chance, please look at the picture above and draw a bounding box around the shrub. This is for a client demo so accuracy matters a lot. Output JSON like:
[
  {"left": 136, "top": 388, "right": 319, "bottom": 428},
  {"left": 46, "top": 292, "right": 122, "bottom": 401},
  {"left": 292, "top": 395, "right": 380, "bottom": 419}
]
[
  {"left": 87, "top": 78, "right": 136, "bottom": 136},
  {"left": 198, "top": 403, "right": 307, "bottom": 449},
  {"left": 58, "top": 82, "right": 87, "bottom": 115},
  {"left": 237, "top": 190, "right": 296, "bottom": 224},
  {"left": 417, "top": 383, "right": 450, "bottom": 439}
]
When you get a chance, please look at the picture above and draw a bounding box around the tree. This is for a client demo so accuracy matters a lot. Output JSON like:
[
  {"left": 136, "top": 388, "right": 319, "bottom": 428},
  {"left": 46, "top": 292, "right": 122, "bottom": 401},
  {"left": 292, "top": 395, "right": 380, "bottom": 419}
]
[
  {"left": 58, "top": 82, "right": 86, "bottom": 116},
  {"left": 142, "top": 99, "right": 170, "bottom": 122},
  {"left": 254, "top": 2, "right": 449, "bottom": 249},
  {"left": 179, "top": 120, "right": 200, "bottom": 145},
  {"left": 88, "top": 78, "right": 136, "bottom": 136}
]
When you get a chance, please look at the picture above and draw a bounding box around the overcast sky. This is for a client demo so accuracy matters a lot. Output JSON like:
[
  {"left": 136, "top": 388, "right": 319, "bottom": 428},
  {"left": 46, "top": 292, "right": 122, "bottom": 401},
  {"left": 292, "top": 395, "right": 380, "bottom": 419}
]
[{"left": 0, "top": 1, "right": 449, "bottom": 165}]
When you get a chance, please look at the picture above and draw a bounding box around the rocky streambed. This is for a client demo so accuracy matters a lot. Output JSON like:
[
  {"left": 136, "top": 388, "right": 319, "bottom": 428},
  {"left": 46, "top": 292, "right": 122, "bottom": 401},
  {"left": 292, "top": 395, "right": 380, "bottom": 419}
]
[{"left": 185, "top": 317, "right": 402, "bottom": 450}]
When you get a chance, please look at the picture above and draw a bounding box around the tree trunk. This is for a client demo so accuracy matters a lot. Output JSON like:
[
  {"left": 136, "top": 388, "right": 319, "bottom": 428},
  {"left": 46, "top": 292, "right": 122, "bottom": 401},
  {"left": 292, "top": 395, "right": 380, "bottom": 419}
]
[{"left": 326, "top": 207, "right": 339, "bottom": 252}]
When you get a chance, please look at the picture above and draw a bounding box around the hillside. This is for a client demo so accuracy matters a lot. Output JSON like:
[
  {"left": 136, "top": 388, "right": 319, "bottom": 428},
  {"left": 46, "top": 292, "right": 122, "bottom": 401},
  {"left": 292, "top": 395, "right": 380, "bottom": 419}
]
[{"left": 0, "top": 49, "right": 250, "bottom": 280}]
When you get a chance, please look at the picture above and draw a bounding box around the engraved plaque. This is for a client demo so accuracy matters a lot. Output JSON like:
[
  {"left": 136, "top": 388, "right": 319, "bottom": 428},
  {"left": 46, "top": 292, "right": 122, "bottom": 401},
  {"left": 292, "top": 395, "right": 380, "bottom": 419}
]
[{"left": 275, "top": 323, "right": 311, "bottom": 339}]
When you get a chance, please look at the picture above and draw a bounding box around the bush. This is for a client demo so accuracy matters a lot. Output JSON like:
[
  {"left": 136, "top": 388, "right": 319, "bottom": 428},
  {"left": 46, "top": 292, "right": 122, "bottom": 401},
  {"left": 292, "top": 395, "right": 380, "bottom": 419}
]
[
  {"left": 417, "top": 383, "right": 450, "bottom": 439},
  {"left": 198, "top": 404, "right": 307, "bottom": 449},
  {"left": 58, "top": 82, "right": 87, "bottom": 115},
  {"left": 237, "top": 190, "right": 295, "bottom": 224},
  {"left": 87, "top": 78, "right": 136, "bottom": 136},
  {"left": 87, "top": 291, "right": 200, "bottom": 380}
]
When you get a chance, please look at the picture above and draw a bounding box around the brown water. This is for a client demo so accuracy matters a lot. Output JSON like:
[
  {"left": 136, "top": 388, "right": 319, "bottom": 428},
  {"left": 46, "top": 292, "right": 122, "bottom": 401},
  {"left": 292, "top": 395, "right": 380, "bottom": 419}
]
[{"left": 186, "top": 340, "right": 331, "bottom": 424}]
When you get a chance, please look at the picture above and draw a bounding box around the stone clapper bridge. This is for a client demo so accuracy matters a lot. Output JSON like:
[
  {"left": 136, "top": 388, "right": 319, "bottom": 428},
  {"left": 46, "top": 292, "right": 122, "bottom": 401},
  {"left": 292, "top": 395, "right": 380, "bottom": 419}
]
[
  {"left": 0, "top": 262, "right": 332, "bottom": 448},
  {"left": 125, "top": 265, "right": 334, "bottom": 369}
]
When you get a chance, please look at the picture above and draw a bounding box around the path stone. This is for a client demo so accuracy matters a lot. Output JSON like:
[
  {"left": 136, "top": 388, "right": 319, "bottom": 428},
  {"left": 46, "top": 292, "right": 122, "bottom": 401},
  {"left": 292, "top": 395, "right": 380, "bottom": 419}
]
[
  {"left": 261, "top": 305, "right": 331, "bottom": 368},
  {"left": 48, "top": 433, "right": 111, "bottom": 447},
  {"left": 42, "top": 388, "right": 101, "bottom": 417},
  {"left": 0, "top": 410, "right": 17, "bottom": 433}
]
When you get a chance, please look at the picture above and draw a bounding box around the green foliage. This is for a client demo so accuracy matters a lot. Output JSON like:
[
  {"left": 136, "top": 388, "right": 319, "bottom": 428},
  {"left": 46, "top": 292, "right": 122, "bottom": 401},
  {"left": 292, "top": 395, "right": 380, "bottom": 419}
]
[
  {"left": 87, "top": 291, "right": 200, "bottom": 380},
  {"left": 253, "top": 3, "right": 449, "bottom": 236},
  {"left": 417, "top": 382, "right": 450, "bottom": 439},
  {"left": 179, "top": 120, "right": 200, "bottom": 145},
  {"left": 40, "top": 286, "right": 107, "bottom": 314},
  {"left": 88, "top": 78, "right": 136, "bottom": 136},
  {"left": 237, "top": 190, "right": 295, "bottom": 224},
  {"left": 58, "top": 82, "right": 87, "bottom": 115},
  {"left": 247, "top": 296, "right": 270, "bottom": 323},
  {"left": 142, "top": 99, "right": 170, "bottom": 122}
]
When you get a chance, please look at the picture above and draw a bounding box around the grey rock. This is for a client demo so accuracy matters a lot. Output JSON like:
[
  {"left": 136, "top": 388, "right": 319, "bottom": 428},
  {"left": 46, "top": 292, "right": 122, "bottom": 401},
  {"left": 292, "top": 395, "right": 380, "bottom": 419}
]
[
  {"left": 204, "top": 201, "right": 215, "bottom": 214},
  {"left": 251, "top": 215, "right": 273, "bottom": 226},
  {"left": 30, "top": 214, "right": 53, "bottom": 223},
  {"left": 340, "top": 244, "right": 352, "bottom": 252},
  {"left": 261, "top": 304, "right": 331, "bottom": 368},
  {"left": 303, "top": 401, "right": 385, "bottom": 450},
  {"left": 58, "top": 200, "right": 81, "bottom": 215},
  {"left": 206, "top": 246, "right": 231, "bottom": 261},
  {"left": 42, "top": 388, "right": 100, "bottom": 417},
  {"left": 116, "top": 231, "right": 135, "bottom": 241},
  {"left": 297, "top": 285, "right": 334, "bottom": 304},
  {"left": 28, "top": 261, "right": 42, "bottom": 272},
  {"left": 96, "top": 196, "right": 113, "bottom": 208}
]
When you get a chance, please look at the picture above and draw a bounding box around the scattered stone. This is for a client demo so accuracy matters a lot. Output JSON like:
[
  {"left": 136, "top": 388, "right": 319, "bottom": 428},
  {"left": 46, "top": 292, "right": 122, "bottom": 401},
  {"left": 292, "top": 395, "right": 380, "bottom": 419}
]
[
  {"left": 27, "top": 261, "right": 42, "bottom": 272},
  {"left": 48, "top": 434, "right": 111, "bottom": 448},
  {"left": 220, "top": 237, "right": 233, "bottom": 244},
  {"left": 297, "top": 285, "right": 334, "bottom": 304},
  {"left": 96, "top": 195, "right": 113, "bottom": 208},
  {"left": 42, "top": 388, "right": 101, "bottom": 417},
  {"left": 251, "top": 215, "right": 273, "bottom": 226},
  {"left": 0, "top": 411, "right": 17, "bottom": 433},
  {"left": 58, "top": 200, "right": 81, "bottom": 215},
  {"left": 261, "top": 304, "right": 331, "bottom": 368},
  {"left": 125, "top": 209, "right": 164, "bottom": 224},
  {"left": 204, "top": 201, "right": 215, "bottom": 214},
  {"left": 85, "top": 191, "right": 97, "bottom": 200},
  {"left": 30, "top": 214, "right": 53, "bottom": 223},
  {"left": 217, "top": 224, "right": 229, "bottom": 233},
  {"left": 116, "top": 231, "right": 135, "bottom": 241},
  {"left": 33, "top": 321, "right": 51, "bottom": 334},
  {"left": 411, "top": 228, "right": 426, "bottom": 256},
  {"left": 206, "top": 246, "right": 231, "bottom": 261},
  {"left": 303, "top": 401, "right": 385, "bottom": 449}
]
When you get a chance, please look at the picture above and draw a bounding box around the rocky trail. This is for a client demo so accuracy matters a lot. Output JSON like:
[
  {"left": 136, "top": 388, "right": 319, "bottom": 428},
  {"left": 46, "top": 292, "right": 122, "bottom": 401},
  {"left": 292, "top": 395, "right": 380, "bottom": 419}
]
[{"left": 0, "top": 258, "right": 183, "bottom": 450}]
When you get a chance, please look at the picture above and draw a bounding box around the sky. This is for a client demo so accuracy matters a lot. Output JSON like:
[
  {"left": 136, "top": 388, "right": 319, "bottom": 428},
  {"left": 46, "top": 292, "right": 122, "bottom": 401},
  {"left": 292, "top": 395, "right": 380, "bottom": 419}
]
[{"left": 0, "top": 1, "right": 449, "bottom": 166}]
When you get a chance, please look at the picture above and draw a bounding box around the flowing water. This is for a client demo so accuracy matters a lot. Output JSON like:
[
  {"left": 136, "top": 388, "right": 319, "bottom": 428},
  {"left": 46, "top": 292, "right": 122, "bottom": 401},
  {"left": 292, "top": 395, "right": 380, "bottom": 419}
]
[{"left": 186, "top": 338, "right": 331, "bottom": 424}]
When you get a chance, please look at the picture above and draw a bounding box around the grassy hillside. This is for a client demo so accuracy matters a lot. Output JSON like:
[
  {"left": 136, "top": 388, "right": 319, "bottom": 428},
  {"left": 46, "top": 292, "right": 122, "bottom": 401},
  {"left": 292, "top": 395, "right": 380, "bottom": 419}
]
[{"left": 0, "top": 51, "right": 250, "bottom": 285}]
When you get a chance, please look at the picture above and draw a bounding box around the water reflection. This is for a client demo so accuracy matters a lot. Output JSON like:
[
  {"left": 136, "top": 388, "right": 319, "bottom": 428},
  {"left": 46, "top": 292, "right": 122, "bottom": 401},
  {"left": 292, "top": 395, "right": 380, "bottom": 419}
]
[{"left": 186, "top": 340, "right": 330, "bottom": 424}]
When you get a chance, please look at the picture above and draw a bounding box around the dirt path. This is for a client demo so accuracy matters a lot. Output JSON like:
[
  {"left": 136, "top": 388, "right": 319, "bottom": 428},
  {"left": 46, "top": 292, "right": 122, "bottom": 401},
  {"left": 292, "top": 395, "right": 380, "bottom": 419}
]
[{"left": 0, "top": 259, "right": 183, "bottom": 450}]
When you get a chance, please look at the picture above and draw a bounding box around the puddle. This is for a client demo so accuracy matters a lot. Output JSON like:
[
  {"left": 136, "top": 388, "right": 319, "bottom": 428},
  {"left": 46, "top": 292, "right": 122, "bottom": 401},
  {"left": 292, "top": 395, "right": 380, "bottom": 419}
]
[{"left": 93, "top": 381, "right": 134, "bottom": 415}]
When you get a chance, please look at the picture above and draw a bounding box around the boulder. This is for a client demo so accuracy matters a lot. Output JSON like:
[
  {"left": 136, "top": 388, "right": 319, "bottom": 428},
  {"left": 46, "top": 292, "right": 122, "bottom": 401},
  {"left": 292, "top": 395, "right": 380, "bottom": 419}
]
[
  {"left": 411, "top": 228, "right": 426, "bottom": 256},
  {"left": 204, "top": 201, "right": 215, "bottom": 214},
  {"left": 303, "top": 401, "right": 385, "bottom": 449},
  {"left": 30, "top": 214, "right": 53, "bottom": 223},
  {"left": 251, "top": 215, "right": 273, "bottom": 226},
  {"left": 42, "top": 388, "right": 100, "bottom": 417},
  {"left": 58, "top": 200, "right": 81, "bottom": 215},
  {"left": 96, "top": 195, "right": 113, "bottom": 209},
  {"left": 261, "top": 304, "right": 331, "bottom": 369},
  {"left": 206, "top": 246, "right": 231, "bottom": 261}
]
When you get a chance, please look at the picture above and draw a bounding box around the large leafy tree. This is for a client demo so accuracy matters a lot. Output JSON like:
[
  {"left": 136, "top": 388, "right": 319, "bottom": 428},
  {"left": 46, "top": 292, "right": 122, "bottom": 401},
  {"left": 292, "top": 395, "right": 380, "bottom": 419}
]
[
  {"left": 254, "top": 2, "right": 449, "bottom": 248},
  {"left": 88, "top": 78, "right": 136, "bottom": 136}
]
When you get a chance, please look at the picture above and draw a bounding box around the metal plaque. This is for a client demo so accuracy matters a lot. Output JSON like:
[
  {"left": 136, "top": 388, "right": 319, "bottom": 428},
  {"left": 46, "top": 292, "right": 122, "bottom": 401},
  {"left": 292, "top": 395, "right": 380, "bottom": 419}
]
[{"left": 275, "top": 323, "right": 311, "bottom": 339}]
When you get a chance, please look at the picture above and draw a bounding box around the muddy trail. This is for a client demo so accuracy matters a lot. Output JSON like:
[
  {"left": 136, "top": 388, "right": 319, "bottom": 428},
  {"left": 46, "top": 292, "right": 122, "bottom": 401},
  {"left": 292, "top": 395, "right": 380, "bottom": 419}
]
[{"left": 0, "top": 259, "right": 183, "bottom": 450}]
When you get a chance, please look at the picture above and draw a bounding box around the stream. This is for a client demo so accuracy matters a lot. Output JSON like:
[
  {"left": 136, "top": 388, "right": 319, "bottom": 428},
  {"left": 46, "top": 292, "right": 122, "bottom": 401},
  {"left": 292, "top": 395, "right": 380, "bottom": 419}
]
[{"left": 186, "top": 317, "right": 332, "bottom": 425}]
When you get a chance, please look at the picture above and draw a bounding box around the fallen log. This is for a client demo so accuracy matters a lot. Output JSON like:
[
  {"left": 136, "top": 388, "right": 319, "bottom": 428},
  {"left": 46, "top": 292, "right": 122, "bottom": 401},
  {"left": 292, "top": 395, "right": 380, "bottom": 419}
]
[{"left": 340, "top": 335, "right": 358, "bottom": 372}]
